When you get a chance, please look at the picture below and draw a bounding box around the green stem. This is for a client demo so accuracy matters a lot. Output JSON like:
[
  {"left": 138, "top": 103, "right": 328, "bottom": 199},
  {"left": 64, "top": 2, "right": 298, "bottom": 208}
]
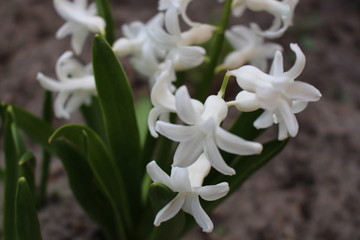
[
  {"left": 38, "top": 90, "right": 52, "bottom": 207},
  {"left": 196, "top": 0, "right": 233, "bottom": 102},
  {"left": 217, "top": 72, "right": 231, "bottom": 98}
]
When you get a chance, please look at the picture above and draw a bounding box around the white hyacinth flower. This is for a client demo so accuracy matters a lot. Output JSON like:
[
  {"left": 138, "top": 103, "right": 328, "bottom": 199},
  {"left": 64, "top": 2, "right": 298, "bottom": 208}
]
[
  {"left": 248, "top": 0, "right": 299, "bottom": 38},
  {"left": 54, "top": 0, "right": 106, "bottom": 55},
  {"left": 148, "top": 13, "right": 206, "bottom": 71},
  {"left": 220, "top": 25, "right": 282, "bottom": 71},
  {"left": 155, "top": 86, "right": 263, "bottom": 175},
  {"left": 113, "top": 14, "right": 165, "bottom": 80},
  {"left": 228, "top": 44, "right": 321, "bottom": 140},
  {"left": 148, "top": 61, "right": 203, "bottom": 137},
  {"left": 37, "top": 51, "right": 96, "bottom": 119},
  {"left": 158, "top": 0, "right": 195, "bottom": 27},
  {"left": 147, "top": 154, "right": 230, "bottom": 232}
]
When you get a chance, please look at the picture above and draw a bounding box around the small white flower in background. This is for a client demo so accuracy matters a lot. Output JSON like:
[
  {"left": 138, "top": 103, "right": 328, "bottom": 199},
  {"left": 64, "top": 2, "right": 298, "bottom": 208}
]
[
  {"left": 54, "top": 0, "right": 106, "bottom": 55},
  {"left": 113, "top": 14, "right": 165, "bottom": 81},
  {"left": 155, "top": 86, "right": 263, "bottom": 175},
  {"left": 147, "top": 154, "right": 230, "bottom": 232},
  {"left": 158, "top": 0, "right": 196, "bottom": 27},
  {"left": 37, "top": 51, "right": 96, "bottom": 119},
  {"left": 147, "top": 13, "right": 207, "bottom": 71},
  {"left": 148, "top": 61, "right": 204, "bottom": 137},
  {"left": 248, "top": 0, "right": 299, "bottom": 38},
  {"left": 220, "top": 25, "right": 282, "bottom": 71},
  {"left": 228, "top": 44, "right": 321, "bottom": 140}
]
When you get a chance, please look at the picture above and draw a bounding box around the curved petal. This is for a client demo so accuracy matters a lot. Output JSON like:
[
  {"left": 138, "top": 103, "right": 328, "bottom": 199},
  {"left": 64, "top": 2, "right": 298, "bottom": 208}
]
[
  {"left": 170, "top": 167, "right": 192, "bottom": 192},
  {"left": 173, "top": 135, "right": 204, "bottom": 168},
  {"left": 215, "top": 127, "right": 263, "bottom": 155},
  {"left": 165, "top": 7, "right": 181, "bottom": 37},
  {"left": 71, "top": 27, "right": 88, "bottom": 55},
  {"left": 277, "top": 99, "right": 298, "bottom": 137},
  {"left": 154, "top": 193, "right": 185, "bottom": 226},
  {"left": 278, "top": 121, "right": 289, "bottom": 141},
  {"left": 285, "top": 81, "right": 322, "bottom": 102},
  {"left": 175, "top": 86, "right": 200, "bottom": 124},
  {"left": 148, "top": 107, "right": 166, "bottom": 138},
  {"left": 291, "top": 100, "right": 308, "bottom": 114},
  {"left": 254, "top": 110, "right": 274, "bottom": 129},
  {"left": 188, "top": 196, "right": 214, "bottom": 233},
  {"left": 56, "top": 22, "right": 73, "bottom": 39},
  {"left": 269, "top": 50, "right": 284, "bottom": 76},
  {"left": 155, "top": 121, "right": 196, "bottom": 142},
  {"left": 187, "top": 154, "right": 211, "bottom": 187},
  {"left": 194, "top": 182, "right": 229, "bottom": 201},
  {"left": 54, "top": 92, "right": 71, "bottom": 119},
  {"left": 146, "top": 161, "right": 173, "bottom": 188},
  {"left": 204, "top": 138, "right": 235, "bottom": 175},
  {"left": 284, "top": 43, "right": 305, "bottom": 79},
  {"left": 64, "top": 92, "right": 89, "bottom": 114}
]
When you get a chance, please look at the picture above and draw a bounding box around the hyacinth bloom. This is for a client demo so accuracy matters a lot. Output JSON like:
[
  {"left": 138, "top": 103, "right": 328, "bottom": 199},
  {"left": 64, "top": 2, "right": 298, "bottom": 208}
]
[
  {"left": 147, "top": 154, "right": 230, "bottom": 232},
  {"left": 155, "top": 86, "right": 263, "bottom": 175},
  {"left": 229, "top": 44, "right": 321, "bottom": 140},
  {"left": 220, "top": 26, "right": 282, "bottom": 71},
  {"left": 148, "top": 61, "right": 204, "bottom": 137},
  {"left": 37, "top": 51, "right": 96, "bottom": 119},
  {"left": 158, "top": 0, "right": 195, "bottom": 27},
  {"left": 54, "top": 0, "right": 106, "bottom": 54},
  {"left": 113, "top": 14, "right": 164, "bottom": 80}
]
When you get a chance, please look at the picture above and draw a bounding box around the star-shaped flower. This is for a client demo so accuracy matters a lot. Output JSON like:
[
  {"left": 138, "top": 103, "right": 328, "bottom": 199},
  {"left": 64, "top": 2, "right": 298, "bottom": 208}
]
[
  {"left": 220, "top": 25, "right": 282, "bottom": 71},
  {"left": 228, "top": 43, "right": 321, "bottom": 140},
  {"left": 147, "top": 154, "right": 229, "bottom": 232},
  {"left": 155, "top": 86, "right": 263, "bottom": 175},
  {"left": 54, "top": 0, "right": 106, "bottom": 54},
  {"left": 37, "top": 51, "right": 96, "bottom": 119}
]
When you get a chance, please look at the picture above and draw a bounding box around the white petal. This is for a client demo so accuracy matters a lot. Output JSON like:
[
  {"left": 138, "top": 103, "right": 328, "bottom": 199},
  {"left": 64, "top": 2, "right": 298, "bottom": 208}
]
[
  {"left": 175, "top": 86, "right": 199, "bottom": 124},
  {"left": 269, "top": 50, "right": 284, "bottom": 76},
  {"left": 155, "top": 121, "right": 196, "bottom": 142},
  {"left": 146, "top": 161, "right": 173, "bottom": 188},
  {"left": 234, "top": 91, "right": 261, "bottom": 112},
  {"left": 180, "top": 24, "right": 215, "bottom": 46},
  {"left": 71, "top": 27, "right": 89, "bottom": 55},
  {"left": 54, "top": 92, "right": 71, "bottom": 119},
  {"left": 154, "top": 193, "right": 185, "bottom": 226},
  {"left": 165, "top": 7, "right": 181, "bottom": 37},
  {"left": 285, "top": 81, "right": 322, "bottom": 102},
  {"left": 285, "top": 43, "right": 305, "bottom": 79},
  {"left": 148, "top": 107, "right": 165, "bottom": 138},
  {"left": 277, "top": 99, "right": 298, "bottom": 137},
  {"left": 188, "top": 196, "right": 214, "bottom": 233},
  {"left": 254, "top": 110, "right": 274, "bottom": 129},
  {"left": 187, "top": 154, "right": 211, "bottom": 187},
  {"left": 64, "top": 92, "right": 89, "bottom": 114},
  {"left": 204, "top": 138, "right": 235, "bottom": 176},
  {"left": 291, "top": 100, "right": 308, "bottom": 114},
  {"left": 173, "top": 135, "right": 204, "bottom": 168},
  {"left": 215, "top": 127, "right": 263, "bottom": 155},
  {"left": 56, "top": 22, "right": 73, "bottom": 39},
  {"left": 278, "top": 121, "right": 289, "bottom": 140},
  {"left": 170, "top": 167, "right": 192, "bottom": 192},
  {"left": 194, "top": 182, "right": 229, "bottom": 201}
]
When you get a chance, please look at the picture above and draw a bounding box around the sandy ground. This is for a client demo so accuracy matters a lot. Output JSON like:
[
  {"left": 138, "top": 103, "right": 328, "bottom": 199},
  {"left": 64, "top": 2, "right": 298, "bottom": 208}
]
[{"left": 0, "top": 0, "right": 360, "bottom": 239}]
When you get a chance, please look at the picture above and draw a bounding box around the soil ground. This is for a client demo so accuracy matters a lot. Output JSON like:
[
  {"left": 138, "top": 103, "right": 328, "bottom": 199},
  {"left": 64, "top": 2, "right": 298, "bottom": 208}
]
[{"left": 0, "top": 0, "right": 360, "bottom": 239}]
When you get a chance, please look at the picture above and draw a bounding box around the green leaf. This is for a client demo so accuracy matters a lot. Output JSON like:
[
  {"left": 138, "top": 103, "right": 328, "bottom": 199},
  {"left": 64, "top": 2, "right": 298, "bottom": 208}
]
[
  {"left": 50, "top": 124, "right": 129, "bottom": 239},
  {"left": 3, "top": 108, "right": 20, "bottom": 240},
  {"left": 18, "top": 152, "right": 36, "bottom": 196},
  {"left": 95, "top": 0, "right": 115, "bottom": 45},
  {"left": 15, "top": 177, "right": 43, "bottom": 240},
  {"left": 92, "top": 35, "right": 142, "bottom": 213},
  {"left": 135, "top": 96, "right": 152, "bottom": 147},
  {"left": 80, "top": 96, "right": 106, "bottom": 140}
]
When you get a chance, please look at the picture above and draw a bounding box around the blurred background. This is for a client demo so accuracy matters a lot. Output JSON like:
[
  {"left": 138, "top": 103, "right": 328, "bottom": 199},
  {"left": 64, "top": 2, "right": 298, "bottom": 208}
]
[{"left": 0, "top": 0, "right": 359, "bottom": 239}]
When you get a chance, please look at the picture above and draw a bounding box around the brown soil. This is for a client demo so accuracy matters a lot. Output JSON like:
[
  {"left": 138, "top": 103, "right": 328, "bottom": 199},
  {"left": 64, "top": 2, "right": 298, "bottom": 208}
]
[{"left": 1, "top": 0, "right": 360, "bottom": 239}]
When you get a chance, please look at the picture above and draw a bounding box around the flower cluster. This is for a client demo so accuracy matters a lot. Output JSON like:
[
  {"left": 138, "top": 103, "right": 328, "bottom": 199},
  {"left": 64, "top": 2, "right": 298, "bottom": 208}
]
[{"left": 35, "top": 0, "right": 321, "bottom": 234}]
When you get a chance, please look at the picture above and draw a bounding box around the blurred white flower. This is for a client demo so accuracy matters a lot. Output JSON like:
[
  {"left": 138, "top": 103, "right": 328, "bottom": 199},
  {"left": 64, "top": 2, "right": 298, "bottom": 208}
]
[
  {"left": 147, "top": 154, "right": 229, "bottom": 232},
  {"left": 54, "top": 0, "right": 106, "bottom": 55},
  {"left": 155, "top": 86, "right": 263, "bottom": 175},
  {"left": 220, "top": 25, "right": 282, "bottom": 71},
  {"left": 37, "top": 51, "right": 96, "bottom": 119},
  {"left": 228, "top": 44, "right": 321, "bottom": 140},
  {"left": 158, "top": 0, "right": 195, "bottom": 27}
]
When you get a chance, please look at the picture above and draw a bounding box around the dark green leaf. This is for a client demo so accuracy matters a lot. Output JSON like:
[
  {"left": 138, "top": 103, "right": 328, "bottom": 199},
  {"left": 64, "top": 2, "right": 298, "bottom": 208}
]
[
  {"left": 18, "top": 152, "right": 36, "bottom": 196},
  {"left": 15, "top": 177, "right": 42, "bottom": 240},
  {"left": 135, "top": 96, "right": 152, "bottom": 147},
  {"left": 95, "top": 0, "right": 115, "bottom": 45},
  {"left": 80, "top": 96, "right": 106, "bottom": 140},
  {"left": 92, "top": 35, "right": 142, "bottom": 213}
]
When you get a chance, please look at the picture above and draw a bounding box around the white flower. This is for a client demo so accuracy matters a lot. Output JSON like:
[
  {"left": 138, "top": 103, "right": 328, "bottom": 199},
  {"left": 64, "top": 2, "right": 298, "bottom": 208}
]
[
  {"left": 155, "top": 86, "right": 263, "bottom": 175},
  {"left": 220, "top": 25, "right": 282, "bottom": 71},
  {"left": 37, "top": 51, "right": 96, "bottom": 119},
  {"left": 158, "top": 0, "right": 195, "bottom": 27},
  {"left": 54, "top": 0, "right": 106, "bottom": 54},
  {"left": 148, "top": 61, "right": 203, "bottom": 137},
  {"left": 147, "top": 154, "right": 229, "bottom": 232},
  {"left": 147, "top": 13, "right": 206, "bottom": 71},
  {"left": 228, "top": 43, "right": 321, "bottom": 140},
  {"left": 248, "top": 0, "right": 299, "bottom": 38},
  {"left": 113, "top": 14, "right": 165, "bottom": 80}
]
